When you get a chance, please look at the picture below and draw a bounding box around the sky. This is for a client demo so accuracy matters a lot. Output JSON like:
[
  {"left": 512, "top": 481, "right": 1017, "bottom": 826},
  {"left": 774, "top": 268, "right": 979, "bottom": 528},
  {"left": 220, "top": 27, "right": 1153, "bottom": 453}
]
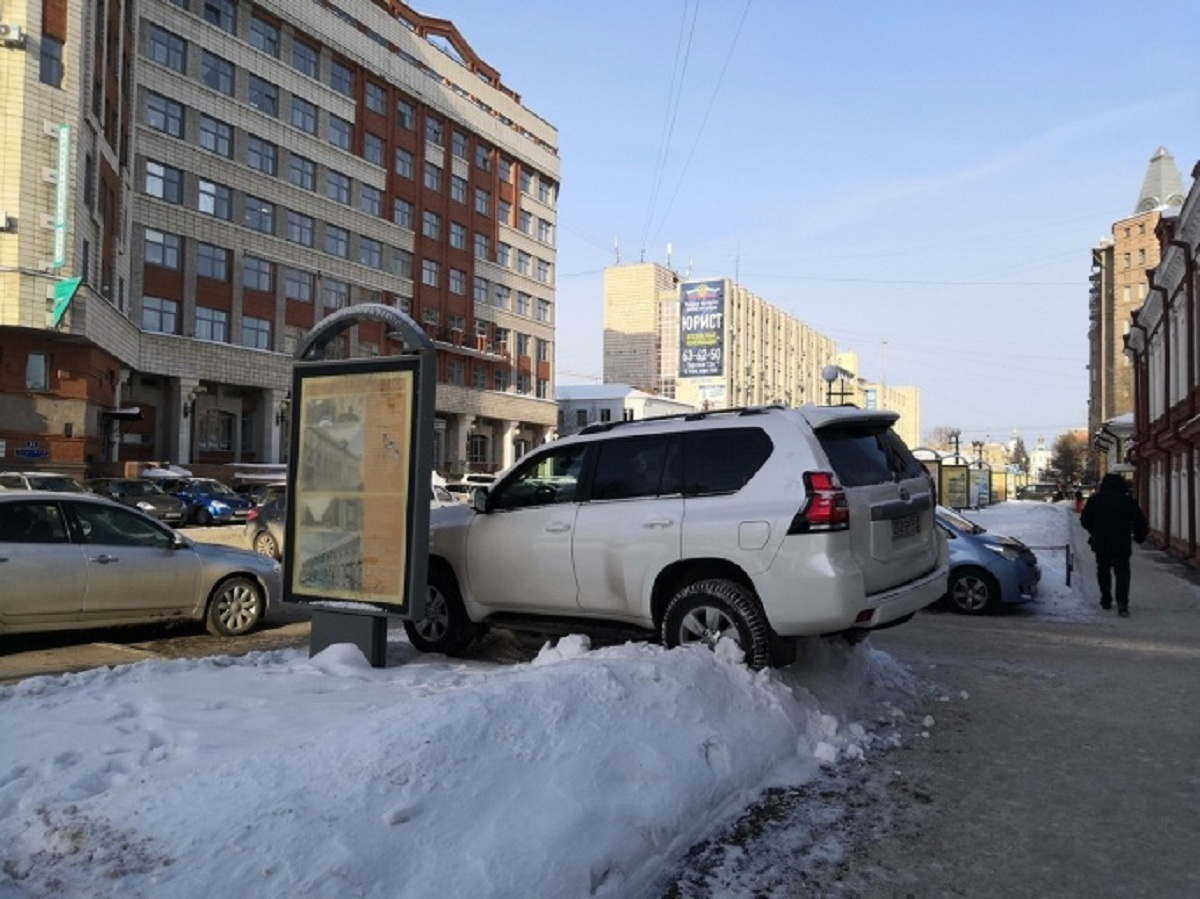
[
  {"left": 0, "top": 502, "right": 1110, "bottom": 897},
  {"left": 422, "top": 1, "right": 1200, "bottom": 446}
]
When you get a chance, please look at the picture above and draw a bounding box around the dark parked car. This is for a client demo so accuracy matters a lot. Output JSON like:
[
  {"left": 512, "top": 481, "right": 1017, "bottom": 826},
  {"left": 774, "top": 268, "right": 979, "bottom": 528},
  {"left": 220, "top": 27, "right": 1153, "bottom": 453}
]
[
  {"left": 1015, "top": 483, "right": 1061, "bottom": 502},
  {"left": 0, "top": 491, "right": 281, "bottom": 637},
  {"left": 234, "top": 481, "right": 287, "bottom": 507},
  {"left": 85, "top": 478, "right": 189, "bottom": 525},
  {"left": 244, "top": 491, "right": 286, "bottom": 560},
  {"left": 935, "top": 505, "right": 1040, "bottom": 614},
  {"left": 154, "top": 477, "right": 254, "bottom": 526}
]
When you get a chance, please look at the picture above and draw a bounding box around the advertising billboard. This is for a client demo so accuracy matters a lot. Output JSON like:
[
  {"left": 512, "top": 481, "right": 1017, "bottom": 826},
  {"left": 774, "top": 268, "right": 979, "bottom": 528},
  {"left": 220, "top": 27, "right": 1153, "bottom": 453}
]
[{"left": 679, "top": 280, "right": 725, "bottom": 378}]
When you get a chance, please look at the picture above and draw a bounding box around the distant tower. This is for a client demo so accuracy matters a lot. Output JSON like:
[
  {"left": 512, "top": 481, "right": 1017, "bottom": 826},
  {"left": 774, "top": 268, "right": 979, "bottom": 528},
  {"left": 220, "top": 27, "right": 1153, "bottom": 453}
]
[{"left": 1134, "top": 146, "right": 1186, "bottom": 213}]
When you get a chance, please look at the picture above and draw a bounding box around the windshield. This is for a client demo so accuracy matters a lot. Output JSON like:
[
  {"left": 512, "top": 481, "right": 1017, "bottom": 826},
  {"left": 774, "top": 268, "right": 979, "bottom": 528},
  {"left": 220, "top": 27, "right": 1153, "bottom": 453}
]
[
  {"left": 122, "top": 481, "right": 165, "bottom": 497},
  {"left": 29, "top": 476, "right": 86, "bottom": 492},
  {"left": 194, "top": 479, "right": 236, "bottom": 496},
  {"left": 937, "top": 505, "right": 984, "bottom": 534}
]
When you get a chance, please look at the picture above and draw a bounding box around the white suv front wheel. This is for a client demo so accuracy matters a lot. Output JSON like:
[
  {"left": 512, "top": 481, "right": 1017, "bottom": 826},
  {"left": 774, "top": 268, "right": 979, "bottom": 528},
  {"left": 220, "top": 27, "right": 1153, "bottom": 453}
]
[{"left": 662, "top": 579, "right": 772, "bottom": 669}]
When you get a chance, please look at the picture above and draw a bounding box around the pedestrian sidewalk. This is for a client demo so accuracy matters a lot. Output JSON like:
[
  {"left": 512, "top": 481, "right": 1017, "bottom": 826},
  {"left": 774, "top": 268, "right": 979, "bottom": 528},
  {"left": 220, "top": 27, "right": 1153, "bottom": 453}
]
[{"left": 1066, "top": 506, "right": 1200, "bottom": 633}]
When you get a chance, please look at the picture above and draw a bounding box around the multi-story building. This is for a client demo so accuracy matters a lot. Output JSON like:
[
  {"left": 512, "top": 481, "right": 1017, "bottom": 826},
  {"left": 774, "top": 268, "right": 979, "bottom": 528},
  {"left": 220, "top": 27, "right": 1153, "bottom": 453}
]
[
  {"left": 555, "top": 383, "right": 694, "bottom": 438},
  {"left": 0, "top": 0, "right": 558, "bottom": 481},
  {"left": 1126, "top": 158, "right": 1199, "bottom": 563},
  {"left": 602, "top": 262, "right": 922, "bottom": 440},
  {"left": 1088, "top": 147, "right": 1186, "bottom": 469}
]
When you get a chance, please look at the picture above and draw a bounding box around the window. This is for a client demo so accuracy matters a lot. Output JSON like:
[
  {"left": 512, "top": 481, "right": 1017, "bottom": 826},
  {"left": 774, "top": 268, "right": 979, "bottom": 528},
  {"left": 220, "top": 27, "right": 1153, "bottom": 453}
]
[
  {"left": 201, "top": 51, "right": 235, "bottom": 96},
  {"left": 422, "top": 308, "right": 440, "bottom": 327},
  {"left": 141, "top": 296, "right": 178, "bottom": 333},
  {"left": 284, "top": 268, "right": 312, "bottom": 302},
  {"left": 449, "top": 268, "right": 466, "bottom": 295},
  {"left": 292, "top": 39, "right": 319, "bottom": 77},
  {"left": 422, "top": 210, "right": 440, "bottom": 240},
  {"left": 365, "top": 81, "right": 386, "bottom": 114},
  {"left": 491, "top": 443, "right": 588, "bottom": 510},
  {"left": 242, "top": 316, "right": 271, "bottom": 350},
  {"left": 393, "top": 248, "right": 413, "bottom": 279},
  {"left": 328, "top": 115, "right": 351, "bottom": 150},
  {"left": 519, "top": 169, "right": 532, "bottom": 194},
  {"left": 473, "top": 366, "right": 487, "bottom": 389},
  {"left": 40, "top": 35, "right": 64, "bottom": 87},
  {"left": 286, "top": 211, "right": 314, "bottom": 246},
  {"left": 359, "top": 237, "right": 382, "bottom": 268},
  {"left": 196, "top": 306, "right": 229, "bottom": 342},
  {"left": 517, "top": 250, "right": 531, "bottom": 276},
  {"left": 148, "top": 27, "right": 187, "bottom": 73},
  {"left": 249, "top": 16, "right": 280, "bottom": 57},
  {"left": 203, "top": 0, "right": 236, "bottom": 32},
  {"left": 325, "top": 225, "right": 349, "bottom": 257},
  {"left": 475, "top": 188, "right": 490, "bottom": 216},
  {"left": 243, "top": 256, "right": 273, "bottom": 291},
  {"left": 146, "top": 93, "right": 184, "bottom": 137},
  {"left": 421, "top": 259, "right": 440, "bottom": 287},
  {"left": 519, "top": 210, "right": 532, "bottom": 233},
  {"left": 498, "top": 157, "right": 512, "bottom": 181},
  {"left": 590, "top": 436, "right": 674, "bottom": 501},
  {"left": 475, "top": 143, "right": 491, "bottom": 171},
  {"left": 395, "top": 148, "right": 414, "bottom": 178},
  {"left": 330, "top": 59, "right": 354, "bottom": 97},
  {"left": 25, "top": 352, "right": 50, "bottom": 391},
  {"left": 196, "top": 242, "right": 228, "bottom": 279},
  {"left": 326, "top": 170, "right": 350, "bottom": 203},
  {"left": 360, "top": 185, "right": 382, "bottom": 216},
  {"left": 451, "top": 131, "right": 468, "bottom": 160},
  {"left": 144, "top": 229, "right": 181, "bottom": 269},
  {"left": 475, "top": 233, "right": 489, "bottom": 259},
  {"left": 196, "top": 409, "right": 236, "bottom": 452},
  {"left": 244, "top": 197, "right": 275, "bottom": 234},
  {"left": 499, "top": 200, "right": 512, "bottom": 225},
  {"left": 247, "top": 75, "right": 279, "bottom": 116},
  {"left": 364, "top": 132, "right": 384, "bottom": 165},
  {"left": 575, "top": 410, "right": 588, "bottom": 428},
  {"left": 322, "top": 278, "right": 349, "bottom": 309},
  {"left": 451, "top": 175, "right": 467, "bottom": 204},
  {"left": 538, "top": 180, "right": 554, "bottom": 204},
  {"left": 246, "top": 136, "right": 277, "bottom": 174},
  {"left": 536, "top": 298, "right": 551, "bottom": 323},
  {"left": 536, "top": 259, "right": 550, "bottom": 283},
  {"left": 516, "top": 333, "right": 530, "bottom": 357},
  {"left": 450, "top": 221, "right": 467, "bottom": 250},
  {"left": 494, "top": 369, "right": 510, "bottom": 392},
  {"left": 397, "top": 98, "right": 415, "bottom": 129},
  {"left": 448, "top": 359, "right": 465, "bottom": 386},
  {"left": 517, "top": 292, "right": 531, "bottom": 316},
  {"left": 290, "top": 97, "right": 318, "bottom": 133},
  {"left": 288, "top": 155, "right": 316, "bottom": 190},
  {"left": 493, "top": 284, "right": 510, "bottom": 309},
  {"left": 424, "top": 162, "right": 442, "bottom": 192},
  {"left": 393, "top": 198, "right": 413, "bottom": 229},
  {"left": 199, "top": 115, "right": 233, "bottom": 157},
  {"left": 537, "top": 218, "right": 553, "bottom": 243},
  {"left": 496, "top": 242, "right": 510, "bottom": 266},
  {"left": 536, "top": 338, "right": 549, "bottom": 363},
  {"left": 144, "top": 161, "right": 183, "bottom": 203},
  {"left": 474, "top": 276, "right": 489, "bottom": 303},
  {"left": 425, "top": 115, "right": 443, "bottom": 145}
]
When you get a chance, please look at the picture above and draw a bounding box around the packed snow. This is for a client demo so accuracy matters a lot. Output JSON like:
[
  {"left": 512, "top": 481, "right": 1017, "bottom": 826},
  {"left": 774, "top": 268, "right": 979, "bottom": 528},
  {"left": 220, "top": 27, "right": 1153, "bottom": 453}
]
[{"left": 0, "top": 502, "right": 1080, "bottom": 898}]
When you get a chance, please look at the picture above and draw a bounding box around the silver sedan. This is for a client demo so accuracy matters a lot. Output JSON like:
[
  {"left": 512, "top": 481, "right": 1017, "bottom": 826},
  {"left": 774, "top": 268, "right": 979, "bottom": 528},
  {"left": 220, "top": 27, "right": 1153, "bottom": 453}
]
[{"left": 0, "top": 491, "right": 281, "bottom": 637}]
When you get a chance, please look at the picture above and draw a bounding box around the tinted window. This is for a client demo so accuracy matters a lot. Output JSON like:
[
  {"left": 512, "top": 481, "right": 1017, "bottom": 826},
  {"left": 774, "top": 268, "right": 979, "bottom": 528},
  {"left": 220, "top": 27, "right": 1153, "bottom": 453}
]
[
  {"left": 0, "top": 501, "right": 70, "bottom": 543},
  {"left": 818, "top": 425, "right": 925, "bottom": 487},
  {"left": 590, "top": 435, "right": 677, "bottom": 501},
  {"left": 70, "top": 501, "right": 172, "bottom": 548},
  {"left": 682, "top": 428, "right": 772, "bottom": 496},
  {"left": 491, "top": 444, "right": 587, "bottom": 510}
]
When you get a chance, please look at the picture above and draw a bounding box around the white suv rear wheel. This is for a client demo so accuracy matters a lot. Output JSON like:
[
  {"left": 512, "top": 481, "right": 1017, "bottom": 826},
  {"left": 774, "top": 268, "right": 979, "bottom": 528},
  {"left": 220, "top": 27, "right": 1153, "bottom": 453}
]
[{"left": 662, "top": 578, "right": 772, "bottom": 669}]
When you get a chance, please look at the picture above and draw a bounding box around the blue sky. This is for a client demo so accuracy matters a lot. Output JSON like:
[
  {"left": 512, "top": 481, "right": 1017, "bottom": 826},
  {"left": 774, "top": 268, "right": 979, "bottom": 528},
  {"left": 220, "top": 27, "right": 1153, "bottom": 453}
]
[{"left": 427, "top": 1, "right": 1200, "bottom": 446}]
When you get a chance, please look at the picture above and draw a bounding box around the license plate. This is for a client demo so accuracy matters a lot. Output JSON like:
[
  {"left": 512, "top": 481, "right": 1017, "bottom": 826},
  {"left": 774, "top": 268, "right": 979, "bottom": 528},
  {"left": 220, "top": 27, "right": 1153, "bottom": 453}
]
[{"left": 892, "top": 513, "right": 920, "bottom": 539}]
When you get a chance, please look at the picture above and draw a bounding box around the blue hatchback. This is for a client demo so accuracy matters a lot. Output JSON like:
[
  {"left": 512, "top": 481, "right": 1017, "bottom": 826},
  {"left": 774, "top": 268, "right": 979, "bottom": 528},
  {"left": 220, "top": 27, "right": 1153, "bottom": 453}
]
[
  {"left": 935, "top": 506, "right": 1040, "bottom": 614},
  {"left": 162, "top": 477, "right": 253, "bottom": 526}
]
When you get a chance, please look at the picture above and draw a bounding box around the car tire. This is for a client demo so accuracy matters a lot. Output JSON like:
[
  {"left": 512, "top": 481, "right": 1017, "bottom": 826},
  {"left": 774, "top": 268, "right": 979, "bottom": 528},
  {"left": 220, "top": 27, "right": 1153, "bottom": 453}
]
[
  {"left": 194, "top": 507, "right": 212, "bottom": 527},
  {"left": 403, "top": 564, "right": 480, "bottom": 655},
  {"left": 661, "top": 578, "right": 773, "bottom": 669},
  {"left": 205, "top": 576, "right": 264, "bottom": 636},
  {"left": 945, "top": 567, "right": 1001, "bottom": 615},
  {"left": 253, "top": 530, "right": 280, "bottom": 560}
]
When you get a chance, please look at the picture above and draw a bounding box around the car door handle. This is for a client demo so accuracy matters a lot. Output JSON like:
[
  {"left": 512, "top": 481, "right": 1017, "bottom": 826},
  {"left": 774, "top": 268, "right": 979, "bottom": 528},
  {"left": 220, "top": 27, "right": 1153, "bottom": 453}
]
[
  {"left": 90, "top": 554, "right": 120, "bottom": 564},
  {"left": 545, "top": 522, "right": 572, "bottom": 533},
  {"left": 643, "top": 517, "right": 675, "bottom": 529}
]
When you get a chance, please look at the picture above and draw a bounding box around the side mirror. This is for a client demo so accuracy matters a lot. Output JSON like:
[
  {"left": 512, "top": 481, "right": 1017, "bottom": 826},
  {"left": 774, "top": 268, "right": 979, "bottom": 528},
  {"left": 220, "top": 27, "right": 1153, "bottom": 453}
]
[{"left": 471, "top": 487, "right": 489, "bottom": 513}]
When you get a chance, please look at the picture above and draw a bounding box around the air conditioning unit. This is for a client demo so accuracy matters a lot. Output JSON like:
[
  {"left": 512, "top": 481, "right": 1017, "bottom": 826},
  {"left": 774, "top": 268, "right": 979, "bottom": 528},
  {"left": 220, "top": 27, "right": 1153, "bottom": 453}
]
[{"left": 0, "top": 23, "right": 25, "bottom": 48}]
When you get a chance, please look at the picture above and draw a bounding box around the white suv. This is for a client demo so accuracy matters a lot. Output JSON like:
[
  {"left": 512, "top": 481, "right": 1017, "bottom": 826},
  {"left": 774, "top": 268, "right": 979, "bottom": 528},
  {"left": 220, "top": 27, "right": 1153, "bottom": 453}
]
[{"left": 413, "top": 405, "right": 948, "bottom": 668}]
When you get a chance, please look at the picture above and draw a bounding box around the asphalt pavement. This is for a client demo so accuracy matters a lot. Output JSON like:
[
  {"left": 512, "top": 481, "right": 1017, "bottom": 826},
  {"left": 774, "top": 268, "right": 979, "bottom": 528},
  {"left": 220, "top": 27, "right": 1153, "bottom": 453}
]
[{"left": 837, "top": 511, "right": 1200, "bottom": 898}]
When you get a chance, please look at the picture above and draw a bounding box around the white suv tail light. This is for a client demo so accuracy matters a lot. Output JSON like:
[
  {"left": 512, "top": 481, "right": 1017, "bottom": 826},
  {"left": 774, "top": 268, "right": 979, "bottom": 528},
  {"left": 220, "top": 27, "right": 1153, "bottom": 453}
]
[{"left": 787, "top": 471, "right": 849, "bottom": 534}]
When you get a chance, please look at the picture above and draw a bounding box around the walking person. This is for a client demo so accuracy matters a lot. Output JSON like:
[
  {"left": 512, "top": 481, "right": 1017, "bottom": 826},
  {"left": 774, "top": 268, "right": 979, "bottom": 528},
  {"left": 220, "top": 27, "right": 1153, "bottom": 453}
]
[{"left": 1080, "top": 473, "right": 1148, "bottom": 617}]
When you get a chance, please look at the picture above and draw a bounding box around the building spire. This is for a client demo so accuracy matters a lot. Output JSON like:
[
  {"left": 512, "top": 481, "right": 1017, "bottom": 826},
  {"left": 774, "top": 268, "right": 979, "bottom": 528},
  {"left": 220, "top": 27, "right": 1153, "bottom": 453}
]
[{"left": 1134, "top": 146, "right": 1186, "bottom": 213}]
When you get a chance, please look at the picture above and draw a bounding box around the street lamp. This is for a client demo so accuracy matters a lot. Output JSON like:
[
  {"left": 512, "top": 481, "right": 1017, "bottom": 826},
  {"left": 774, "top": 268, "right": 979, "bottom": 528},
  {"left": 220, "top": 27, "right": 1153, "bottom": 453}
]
[
  {"left": 821, "top": 365, "right": 838, "bottom": 405},
  {"left": 947, "top": 427, "right": 961, "bottom": 459},
  {"left": 971, "top": 439, "right": 985, "bottom": 466}
]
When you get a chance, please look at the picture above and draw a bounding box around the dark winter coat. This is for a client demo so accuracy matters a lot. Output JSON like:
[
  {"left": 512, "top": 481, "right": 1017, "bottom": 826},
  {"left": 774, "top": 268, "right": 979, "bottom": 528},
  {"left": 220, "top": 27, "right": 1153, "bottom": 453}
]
[{"left": 1080, "top": 474, "right": 1148, "bottom": 556}]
